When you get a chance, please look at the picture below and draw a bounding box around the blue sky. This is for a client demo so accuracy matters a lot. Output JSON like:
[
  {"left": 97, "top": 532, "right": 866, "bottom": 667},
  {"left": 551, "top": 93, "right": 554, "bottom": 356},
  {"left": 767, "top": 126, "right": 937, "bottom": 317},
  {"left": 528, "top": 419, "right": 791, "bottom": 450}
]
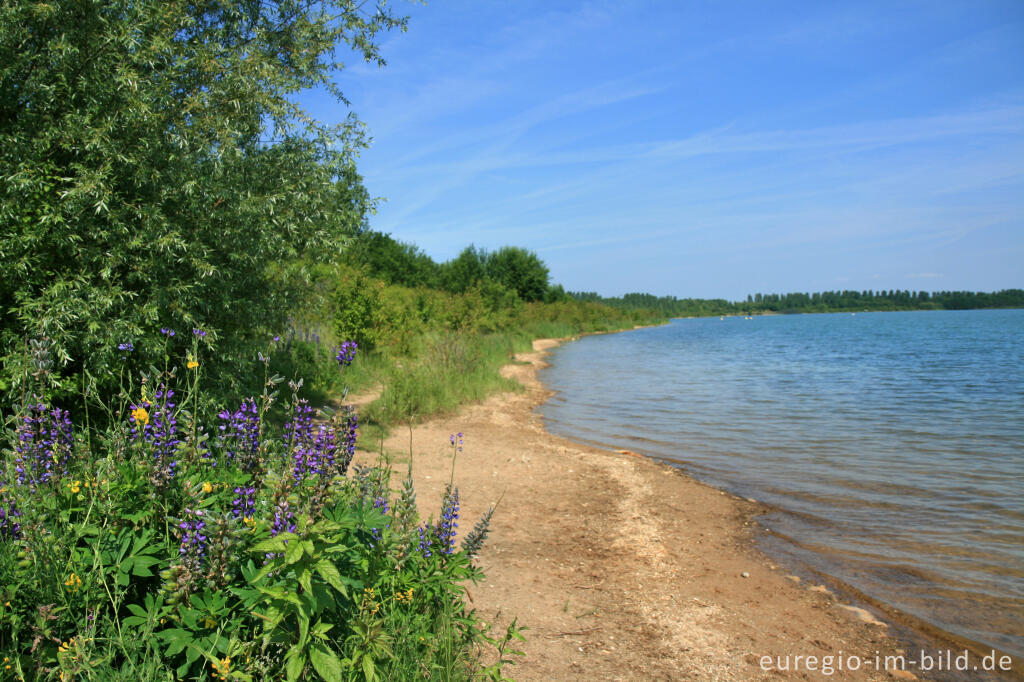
[{"left": 302, "top": 0, "right": 1024, "bottom": 300}]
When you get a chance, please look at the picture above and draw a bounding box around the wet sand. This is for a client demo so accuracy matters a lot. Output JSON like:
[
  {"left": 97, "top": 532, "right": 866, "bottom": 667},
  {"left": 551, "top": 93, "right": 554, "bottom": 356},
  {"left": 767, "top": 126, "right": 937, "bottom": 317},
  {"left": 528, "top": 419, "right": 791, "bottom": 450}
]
[{"left": 353, "top": 338, "right": 1017, "bottom": 681}]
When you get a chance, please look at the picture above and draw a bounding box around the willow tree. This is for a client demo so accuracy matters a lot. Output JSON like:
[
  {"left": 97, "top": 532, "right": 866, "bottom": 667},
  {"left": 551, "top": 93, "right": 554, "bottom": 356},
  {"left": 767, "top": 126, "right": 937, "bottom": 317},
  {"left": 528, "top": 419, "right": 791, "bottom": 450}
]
[{"left": 0, "top": 0, "right": 405, "bottom": 404}]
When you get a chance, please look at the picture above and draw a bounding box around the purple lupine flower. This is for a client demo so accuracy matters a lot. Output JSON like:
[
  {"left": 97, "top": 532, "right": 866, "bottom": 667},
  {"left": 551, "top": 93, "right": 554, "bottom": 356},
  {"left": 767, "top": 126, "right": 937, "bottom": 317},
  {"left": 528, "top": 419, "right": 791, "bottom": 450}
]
[
  {"left": 160, "top": 327, "right": 176, "bottom": 337},
  {"left": 335, "top": 341, "right": 358, "bottom": 367},
  {"left": 293, "top": 424, "right": 338, "bottom": 483},
  {"left": 129, "top": 386, "right": 179, "bottom": 485},
  {"left": 14, "top": 404, "right": 73, "bottom": 488},
  {"left": 435, "top": 486, "right": 460, "bottom": 555},
  {"left": 217, "top": 398, "right": 260, "bottom": 470},
  {"left": 449, "top": 432, "right": 463, "bottom": 452},
  {"left": 0, "top": 495, "right": 22, "bottom": 541},
  {"left": 284, "top": 400, "right": 317, "bottom": 484},
  {"left": 178, "top": 508, "right": 207, "bottom": 571},
  {"left": 417, "top": 523, "right": 433, "bottom": 558},
  {"left": 231, "top": 486, "right": 256, "bottom": 519},
  {"left": 118, "top": 342, "right": 134, "bottom": 352},
  {"left": 192, "top": 328, "right": 206, "bottom": 338},
  {"left": 270, "top": 499, "right": 295, "bottom": 537}
]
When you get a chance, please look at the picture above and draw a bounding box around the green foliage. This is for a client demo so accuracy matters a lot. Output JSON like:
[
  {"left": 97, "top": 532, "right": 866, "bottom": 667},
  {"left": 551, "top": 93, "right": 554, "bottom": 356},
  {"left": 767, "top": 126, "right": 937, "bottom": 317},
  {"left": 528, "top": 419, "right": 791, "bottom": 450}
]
[
  {"left": 0, "top": 0, "right": 405, "bottom": 414},
  {"left": 346, "top": 232, "right": 442, "bottom": 289},
  {"left": 440, "top": 246, "right": 490, "bottom": 295},
  {"left": 483, "top": 247, "right": 550, "bottom": 303},
  {"left": 0, "top": 333, "right": 518, "bottom": 681}
]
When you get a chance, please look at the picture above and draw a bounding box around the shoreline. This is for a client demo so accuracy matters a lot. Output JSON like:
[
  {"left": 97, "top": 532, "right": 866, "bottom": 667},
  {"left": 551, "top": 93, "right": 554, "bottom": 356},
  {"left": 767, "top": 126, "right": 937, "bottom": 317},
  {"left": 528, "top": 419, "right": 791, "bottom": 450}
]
[{"left": 357, "top": 336, "right": 1018, "bottom": 680}]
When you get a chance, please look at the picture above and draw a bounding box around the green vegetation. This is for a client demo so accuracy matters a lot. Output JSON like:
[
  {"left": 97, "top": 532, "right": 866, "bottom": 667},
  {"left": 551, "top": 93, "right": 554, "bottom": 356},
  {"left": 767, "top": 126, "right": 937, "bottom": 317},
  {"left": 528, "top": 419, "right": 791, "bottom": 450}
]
[
  {"left": 296, "top": 229, "right": 667, "bottom": 436},
  {"left": 0, "top": 6, "right": 659, "bottom": 678},
  {"left": 571, "top": 288, "right": 1024, "bottom": 317},
  {"left": 0, "top": 0, "right": 402, "bottom": 414},
  {"left": 1, "top": 337, "right": 524, "bottom": 681}
]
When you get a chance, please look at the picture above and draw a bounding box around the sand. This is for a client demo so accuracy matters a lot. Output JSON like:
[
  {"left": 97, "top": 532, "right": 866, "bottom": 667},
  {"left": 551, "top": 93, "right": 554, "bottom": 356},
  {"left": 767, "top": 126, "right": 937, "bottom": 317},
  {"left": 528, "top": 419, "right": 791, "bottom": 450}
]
[{"left": 352, "top": 338, "right": 944, "bottom": 681}]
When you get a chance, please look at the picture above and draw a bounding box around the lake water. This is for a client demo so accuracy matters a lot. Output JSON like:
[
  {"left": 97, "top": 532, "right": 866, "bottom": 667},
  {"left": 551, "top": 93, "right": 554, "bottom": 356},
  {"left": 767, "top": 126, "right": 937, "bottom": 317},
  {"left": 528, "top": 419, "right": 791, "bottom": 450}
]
[{"left": 539, "top": 310, "right": 1024, "bottom": 658}]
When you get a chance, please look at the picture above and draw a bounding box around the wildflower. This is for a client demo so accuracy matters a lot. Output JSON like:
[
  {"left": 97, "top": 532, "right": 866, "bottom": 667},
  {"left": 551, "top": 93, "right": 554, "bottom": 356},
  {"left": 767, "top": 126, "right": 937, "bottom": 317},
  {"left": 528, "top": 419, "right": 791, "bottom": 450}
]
[
  {"left": 131, "top": 406, "right": 150, "bottom": 426},
  {"left": 436, "top": 485, "right": 460, "bottom": 555},
  {"left": 211, "top": 656, "right": 231, "bottom": 681},
  {"left": 64, "top": 573, "right": 82, "bottom": 591},
  {"left": 187, "top": 355, "right": 199, "bottom": 370},
  {"left": 160, "top": 327, "right": 176, "bottom": 337},
  {"left": 14, "top": 404, "right": 73, "bottom": 488},
  {"left": 335, "top": 340, "right": 358, "bottom": 367},
  {"left": 201, "top": 481, "right": 213, "bottom": 494},
  {"left": 178, "top": 507, "right": 207, "bottom": 571},
  {"left": 68, "top": 480, "right": 81, "bottom": 494},
  {"left": 270, "top": 499, "right": 295, "bottom": 537},
  {"left": 130, "top": 385, "right": 180, "bottom": 486},
  {"left": 0, "top": 496, "right": 22, "bottom": 540},
  {"left": 231, "top": 486, "right": 256, "bottom": 519},
  {"left": 202, "top": 616, "right": 217, "bottom": 628},
  {"left": 118, "top": 342, "right": 134, "bottom": 352},
  {"left": 192, "top": 328, "right": 206, "bottom": 338},
  {"left": 449, "top": 432, "right": 464, "bottom": 452},
  {"left": 217, "top": 398, "right": 260, "bottom": 471}
]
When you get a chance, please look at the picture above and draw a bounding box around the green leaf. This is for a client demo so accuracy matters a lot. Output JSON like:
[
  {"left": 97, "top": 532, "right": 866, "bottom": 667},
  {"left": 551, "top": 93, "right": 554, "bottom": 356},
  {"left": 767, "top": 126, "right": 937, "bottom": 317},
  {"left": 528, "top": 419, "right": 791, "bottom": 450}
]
[
  {"left": 310, "top": 644, "right": 344, "bottom": 682},
  {"left": 131, "top": 555, "right": 161, "bottom": 576},
  {"left": 252, "top": 536, "right": 290, "bottom": 554},
  {"left": 284, "top": 539, "right": 305, "bottom": 565},
  {"left": 285, "top": 651, "right": 305, "bottom": 682},
  {"left": 362, "top": 653, "right": 376, "bottom": 682},
  {"left": 313, "top": 559, "right": 347, "bottom": 597}
]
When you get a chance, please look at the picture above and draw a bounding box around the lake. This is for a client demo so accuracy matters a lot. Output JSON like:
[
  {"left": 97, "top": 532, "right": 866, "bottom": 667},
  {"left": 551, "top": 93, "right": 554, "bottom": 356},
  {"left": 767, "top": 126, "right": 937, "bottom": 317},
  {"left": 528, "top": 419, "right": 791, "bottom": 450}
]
[{"left": 539, "top": 309, "right": 1024, "bottom": 658}]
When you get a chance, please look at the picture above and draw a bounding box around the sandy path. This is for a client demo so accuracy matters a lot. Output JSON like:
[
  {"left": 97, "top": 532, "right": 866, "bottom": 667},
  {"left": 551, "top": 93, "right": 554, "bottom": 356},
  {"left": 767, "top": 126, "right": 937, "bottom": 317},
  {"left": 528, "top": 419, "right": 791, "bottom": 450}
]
[{"left": 355, "top": 339, "right": 927, "bottom": 681}]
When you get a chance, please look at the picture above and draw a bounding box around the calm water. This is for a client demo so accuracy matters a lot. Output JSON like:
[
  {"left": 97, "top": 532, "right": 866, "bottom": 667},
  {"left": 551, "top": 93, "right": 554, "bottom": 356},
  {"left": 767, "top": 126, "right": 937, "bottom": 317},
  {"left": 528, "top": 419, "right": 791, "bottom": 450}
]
[{"left": 540, "top": 310, "right": 1024, "bottom": 657}]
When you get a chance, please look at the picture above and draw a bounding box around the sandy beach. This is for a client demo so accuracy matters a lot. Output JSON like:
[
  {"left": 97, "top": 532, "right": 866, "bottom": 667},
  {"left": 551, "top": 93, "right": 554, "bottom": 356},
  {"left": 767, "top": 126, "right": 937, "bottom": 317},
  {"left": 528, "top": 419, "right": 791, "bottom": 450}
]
[{"left": 352, "top": 338, "right": 1004, "bottom": 681}]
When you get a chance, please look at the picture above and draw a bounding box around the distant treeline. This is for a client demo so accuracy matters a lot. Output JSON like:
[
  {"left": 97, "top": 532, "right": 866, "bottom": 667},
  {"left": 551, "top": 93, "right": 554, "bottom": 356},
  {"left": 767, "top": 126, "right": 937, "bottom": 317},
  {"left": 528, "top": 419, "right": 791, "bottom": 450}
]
[{"left": 569, "top": 289, "right": 1024, "bottom": 316}]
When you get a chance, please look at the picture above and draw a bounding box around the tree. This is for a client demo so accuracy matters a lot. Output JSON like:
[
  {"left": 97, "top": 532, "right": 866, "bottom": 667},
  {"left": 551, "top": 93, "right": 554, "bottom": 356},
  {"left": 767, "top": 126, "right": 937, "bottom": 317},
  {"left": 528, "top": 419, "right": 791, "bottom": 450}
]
[
  {"left": 484, "top": 246, "right": 550, "bottom": 302},
  {"left": 0, "top": 0, "right": 405, "bottom": 404},
  {"left": 441, "top": 245, "right": 488, "bottom": 294}
]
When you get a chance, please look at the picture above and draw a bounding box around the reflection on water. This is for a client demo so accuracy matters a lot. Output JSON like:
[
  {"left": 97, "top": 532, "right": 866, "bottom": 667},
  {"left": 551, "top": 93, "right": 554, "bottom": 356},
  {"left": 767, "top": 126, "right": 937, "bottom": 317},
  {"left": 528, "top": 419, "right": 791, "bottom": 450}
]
[{"left": 540, "top": 310, "right": 1024, "bottom": 657}]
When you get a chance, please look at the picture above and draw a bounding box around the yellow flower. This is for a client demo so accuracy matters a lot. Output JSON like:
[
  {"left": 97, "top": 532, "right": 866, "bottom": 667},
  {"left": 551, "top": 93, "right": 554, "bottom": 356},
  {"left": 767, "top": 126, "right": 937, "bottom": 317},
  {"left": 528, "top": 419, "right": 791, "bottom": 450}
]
[
  {"left": 211, "top": 656, "right": 231, "bottom": 680},
  {"left": 64, "top": 573, "right": 82, "bottom": 591},
  {"left": 187, "top": 355, "right": 199, "bottom": 370},
  {"left": 68, "top": 480, "right": 81, "bottom": 494},
  {"left": 202, "top": 616, "right": 217, "bottom": 628},
  {"left": 131, "top": 406, "right": 149, "bottom": 426},
  {"left": 201, "top": 481, "right": 213, "bottom": 494}
]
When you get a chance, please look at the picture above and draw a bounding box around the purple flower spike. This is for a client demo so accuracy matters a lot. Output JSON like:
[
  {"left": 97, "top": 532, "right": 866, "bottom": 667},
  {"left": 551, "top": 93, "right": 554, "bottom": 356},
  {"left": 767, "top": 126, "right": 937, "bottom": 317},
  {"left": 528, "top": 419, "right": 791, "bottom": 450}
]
[
  {"left": 14, "top": 404, "right": 73, "bottom": 489},
  {"left": 336, "top": 341, "right": 358, "bottom": 368},
  {"left": 160, "top": 327, "right": 176, "bottom": 337},
  {"left": 217, "top": 398, "right": 261, "bottom": 471},
  {"left": 118, "top": 342, "right": 134, "bottom": 352},
  {"left": 192, "top": 328, "right": 206, "bottom": 338}
]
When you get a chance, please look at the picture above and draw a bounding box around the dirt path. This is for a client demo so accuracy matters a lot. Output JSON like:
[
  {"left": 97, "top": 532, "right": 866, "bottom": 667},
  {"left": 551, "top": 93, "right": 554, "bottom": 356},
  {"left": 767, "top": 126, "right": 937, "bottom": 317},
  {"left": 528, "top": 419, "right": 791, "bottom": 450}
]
[{"left": 355, "top": 339, "right": 925, "bottom": 681}]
